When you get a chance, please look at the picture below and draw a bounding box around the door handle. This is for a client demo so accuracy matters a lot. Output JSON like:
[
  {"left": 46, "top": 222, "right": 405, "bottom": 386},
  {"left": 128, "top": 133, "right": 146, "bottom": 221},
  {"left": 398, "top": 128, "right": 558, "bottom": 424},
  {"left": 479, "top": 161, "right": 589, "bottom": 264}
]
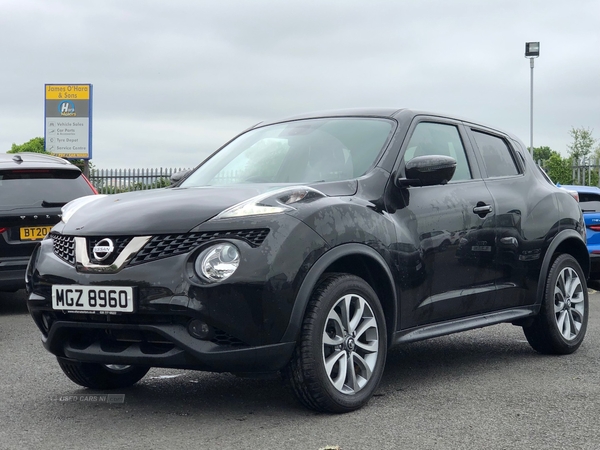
[
  {"left": 473, "top": 204, "right": 493, "bottom": 216},
  {"left": 473, "top": 205, "right": 492, "bottom": 213}
]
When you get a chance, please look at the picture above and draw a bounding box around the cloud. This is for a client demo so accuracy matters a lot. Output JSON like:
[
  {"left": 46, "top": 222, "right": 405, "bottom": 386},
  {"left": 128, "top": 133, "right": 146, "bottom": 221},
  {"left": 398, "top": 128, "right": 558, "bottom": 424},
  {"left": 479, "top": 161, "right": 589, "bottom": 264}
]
[{"left": 1, "top": 0, "right": 600, "bottom": 167}]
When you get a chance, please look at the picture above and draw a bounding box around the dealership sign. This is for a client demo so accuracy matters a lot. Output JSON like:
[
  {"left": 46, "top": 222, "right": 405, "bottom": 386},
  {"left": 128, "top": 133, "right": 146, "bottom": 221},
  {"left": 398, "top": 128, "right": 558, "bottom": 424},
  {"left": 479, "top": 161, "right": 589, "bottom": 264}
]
[{"left": 44, "top": 84, "right": 93, "bottom": 159}]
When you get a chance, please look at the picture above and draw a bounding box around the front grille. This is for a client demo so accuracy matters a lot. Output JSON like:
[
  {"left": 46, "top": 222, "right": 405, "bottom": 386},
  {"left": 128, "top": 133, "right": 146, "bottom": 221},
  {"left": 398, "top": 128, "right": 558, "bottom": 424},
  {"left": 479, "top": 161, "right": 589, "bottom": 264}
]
[
  {"left": 130, "top": 228, "right": 270, "bottom": 265},
  {"left": 105, "top": 329, "right": 172, "bottom": 345},
  {"left": 63, "top": 312, "right": 188, "bottom": 326},
  {"left": 50, "top": 228, "right": 269, "bottom": 267},
  {"left": 61, "top": 313, "right": 248, "bottom": 346},
  {"left": 51, "top": 233, "right": 75, "bottom": 265},
  {"left": 211, "top": 328, "right": 247, "bottom": 347}
]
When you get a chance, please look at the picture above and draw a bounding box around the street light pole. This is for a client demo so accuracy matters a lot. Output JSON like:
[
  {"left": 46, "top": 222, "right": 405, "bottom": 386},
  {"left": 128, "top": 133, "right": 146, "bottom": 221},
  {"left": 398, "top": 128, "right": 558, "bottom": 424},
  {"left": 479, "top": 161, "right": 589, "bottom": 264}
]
[
  {"left": 525, "top": 42, "right": 540, "bottom": 158},
  {"left": 529, "top": 57, "right": 534, "bottom": 157}
]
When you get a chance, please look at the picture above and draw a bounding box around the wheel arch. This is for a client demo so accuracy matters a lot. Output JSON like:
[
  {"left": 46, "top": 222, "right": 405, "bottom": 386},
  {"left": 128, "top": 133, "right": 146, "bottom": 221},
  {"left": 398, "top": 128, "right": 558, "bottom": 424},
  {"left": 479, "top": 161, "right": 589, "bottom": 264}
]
[
  {"left": 281, "top": 243, "right": 397, "bottom": 344},
  {"left": 536, "top": 230, "right": 589, "bottom": 305}
]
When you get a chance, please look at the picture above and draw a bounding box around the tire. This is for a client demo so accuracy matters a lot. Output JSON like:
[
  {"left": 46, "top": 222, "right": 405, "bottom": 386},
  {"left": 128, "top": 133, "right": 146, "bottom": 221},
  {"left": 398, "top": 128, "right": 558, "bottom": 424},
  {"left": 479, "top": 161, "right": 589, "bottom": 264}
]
[
  {"left": 523, "top": 254, "right": 588, "bottom": 355},
  {"left": 282, "top": 274, "right": 387, "bottom": 413},
  {"left": 57, "top": 357, "right": 150, "bottom": 389}
]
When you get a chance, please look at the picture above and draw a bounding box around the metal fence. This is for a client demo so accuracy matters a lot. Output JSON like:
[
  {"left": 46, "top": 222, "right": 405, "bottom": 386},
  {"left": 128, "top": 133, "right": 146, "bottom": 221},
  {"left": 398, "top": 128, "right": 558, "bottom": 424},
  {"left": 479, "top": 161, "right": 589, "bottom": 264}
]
[
  {"left": 89, "top": 167, "right": 191, "bottom": 194},
  {"left": 571, "top": 159, "right": 600, "bottom": 186},
  {"left": 537, "top": 158, "right": 600, "bottom": 187}
]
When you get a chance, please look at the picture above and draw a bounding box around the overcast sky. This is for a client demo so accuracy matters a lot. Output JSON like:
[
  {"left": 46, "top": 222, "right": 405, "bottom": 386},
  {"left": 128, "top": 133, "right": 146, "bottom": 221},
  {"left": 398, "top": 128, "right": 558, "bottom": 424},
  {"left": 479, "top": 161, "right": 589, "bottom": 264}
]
[{"left": 1, "top": 0, "right": 599, "bottom": 169}]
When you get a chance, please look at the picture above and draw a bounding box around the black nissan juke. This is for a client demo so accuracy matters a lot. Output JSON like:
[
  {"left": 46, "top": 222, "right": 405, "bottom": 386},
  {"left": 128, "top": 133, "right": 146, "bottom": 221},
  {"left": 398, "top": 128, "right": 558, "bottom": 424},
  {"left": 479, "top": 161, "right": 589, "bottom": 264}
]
[{"left": 26, "top": 108, "right": 589, "bottom": 413}]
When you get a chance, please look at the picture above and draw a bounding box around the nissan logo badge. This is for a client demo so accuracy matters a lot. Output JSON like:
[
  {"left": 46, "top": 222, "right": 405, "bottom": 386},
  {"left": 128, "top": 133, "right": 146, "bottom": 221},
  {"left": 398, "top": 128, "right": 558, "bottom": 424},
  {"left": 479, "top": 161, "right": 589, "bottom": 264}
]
[{"left": 92, "top": 238, "right": 115, "bottom": 262}]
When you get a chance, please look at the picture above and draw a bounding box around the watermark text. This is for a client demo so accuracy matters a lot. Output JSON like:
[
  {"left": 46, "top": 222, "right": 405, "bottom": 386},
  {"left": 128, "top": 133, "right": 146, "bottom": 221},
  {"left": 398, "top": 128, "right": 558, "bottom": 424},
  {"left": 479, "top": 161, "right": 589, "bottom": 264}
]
[{"left": 50, "top": 394, "right": 125, "bottom": 403}]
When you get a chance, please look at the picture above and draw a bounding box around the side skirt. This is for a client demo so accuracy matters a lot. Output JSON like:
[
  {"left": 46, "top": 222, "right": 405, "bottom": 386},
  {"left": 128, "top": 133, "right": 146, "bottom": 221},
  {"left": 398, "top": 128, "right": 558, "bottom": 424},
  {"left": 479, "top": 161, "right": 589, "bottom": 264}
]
[{"left": 391, "top": 306, "right": 540, "bottom": 346}]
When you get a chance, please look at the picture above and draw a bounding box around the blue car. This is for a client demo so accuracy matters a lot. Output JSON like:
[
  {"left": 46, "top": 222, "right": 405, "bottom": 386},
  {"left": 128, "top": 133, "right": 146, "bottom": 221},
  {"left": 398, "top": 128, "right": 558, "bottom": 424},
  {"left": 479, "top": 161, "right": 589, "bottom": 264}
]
[{"left": 560, "top": 185, "right": 600, "bottom": 278}]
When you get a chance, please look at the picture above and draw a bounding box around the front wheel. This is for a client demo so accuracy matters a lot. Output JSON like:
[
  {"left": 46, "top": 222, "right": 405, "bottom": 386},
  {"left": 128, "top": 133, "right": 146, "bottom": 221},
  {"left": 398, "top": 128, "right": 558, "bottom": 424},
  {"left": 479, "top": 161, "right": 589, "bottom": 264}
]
[
  {"left": 523, "top": 254, "right": 588, "bottom": 354},
  {"left": 57, "top": 357, "right": 150, "bottom": 389},
  {"left": 283, "top": 274, "right": 387, "bottom": 413}
]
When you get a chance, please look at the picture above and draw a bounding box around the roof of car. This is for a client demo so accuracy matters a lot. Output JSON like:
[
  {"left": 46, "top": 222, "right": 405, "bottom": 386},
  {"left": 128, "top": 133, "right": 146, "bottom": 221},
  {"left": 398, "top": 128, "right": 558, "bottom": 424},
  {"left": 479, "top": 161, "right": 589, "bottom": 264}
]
[
  {"left": 0, "top": 152, "right": 81, "bottom": 171},
  {"left": 558, "top": 184, "right": 600, "bottom": 194},
  {"left": 251, "top": 108, "right": 521, "bottom": 141}
]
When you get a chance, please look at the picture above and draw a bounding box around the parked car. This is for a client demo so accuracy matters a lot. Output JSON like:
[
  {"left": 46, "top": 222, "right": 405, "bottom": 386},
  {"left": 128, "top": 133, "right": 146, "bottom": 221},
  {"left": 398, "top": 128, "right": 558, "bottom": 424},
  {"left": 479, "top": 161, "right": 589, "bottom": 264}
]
[
  {"left": 557, "top": 184, "right": 600, "bottom": 278},
  {"left": 26, "top": 109, "right": 589, "bottom": 413},
  {"left": 0, "top": 153, "right": 96, "bottom": 292}
]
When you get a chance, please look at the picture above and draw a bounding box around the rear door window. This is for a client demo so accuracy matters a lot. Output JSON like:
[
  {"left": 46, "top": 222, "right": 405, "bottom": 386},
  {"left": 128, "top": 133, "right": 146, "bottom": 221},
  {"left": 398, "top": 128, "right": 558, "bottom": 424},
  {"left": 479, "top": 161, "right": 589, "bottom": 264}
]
[{"left": 471, "top": 131, "right": 520, "bottom": 178}]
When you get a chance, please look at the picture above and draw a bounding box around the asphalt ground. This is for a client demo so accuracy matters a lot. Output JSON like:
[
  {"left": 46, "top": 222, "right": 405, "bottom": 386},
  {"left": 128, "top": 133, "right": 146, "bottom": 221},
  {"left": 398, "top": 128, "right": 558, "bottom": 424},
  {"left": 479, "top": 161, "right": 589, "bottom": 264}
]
[{"left": 1, "top": 288, "right": 599, "bottom": 450}]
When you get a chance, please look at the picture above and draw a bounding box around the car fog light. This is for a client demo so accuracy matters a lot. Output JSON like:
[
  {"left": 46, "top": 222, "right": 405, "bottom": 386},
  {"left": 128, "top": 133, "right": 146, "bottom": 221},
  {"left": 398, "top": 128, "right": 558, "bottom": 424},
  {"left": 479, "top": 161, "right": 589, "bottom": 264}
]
[
  {"left": 188, "top": 319, "right": 213, "bottom": 340},
  {"left": 195, "top": 243, "right": 240, "bottom": 282},
  {"left": 41, "top": 313, "right": 52, "bottom": 333}
]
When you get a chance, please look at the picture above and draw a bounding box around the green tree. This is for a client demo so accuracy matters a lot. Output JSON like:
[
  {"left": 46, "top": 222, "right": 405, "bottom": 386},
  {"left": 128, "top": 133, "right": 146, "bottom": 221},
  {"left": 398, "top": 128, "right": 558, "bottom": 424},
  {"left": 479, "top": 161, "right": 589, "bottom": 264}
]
[
  {"left": 567, "top": 127, "right": 596, "bottom": 162},
  {"left": 593, "top": 143, "right": 600, "bottom": 162},
  {"left": 545, "top": 153, "right": 573, "bottom": 185},
  {"left": 129, "top": 177, "right": 170, "bottom": 191},
  {"left": 7, "top": 137, "right": 47, "bottom": 154},
  {"left": 532, "top": 146, "right": 554, "bottom": 163}
]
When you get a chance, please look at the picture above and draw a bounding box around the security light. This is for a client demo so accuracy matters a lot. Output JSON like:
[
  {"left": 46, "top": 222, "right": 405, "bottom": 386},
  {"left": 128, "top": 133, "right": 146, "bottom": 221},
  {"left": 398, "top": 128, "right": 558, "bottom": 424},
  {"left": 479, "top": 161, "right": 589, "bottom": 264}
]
[{"left": 525, "top": 42, "right": 540, "bottom": 58}]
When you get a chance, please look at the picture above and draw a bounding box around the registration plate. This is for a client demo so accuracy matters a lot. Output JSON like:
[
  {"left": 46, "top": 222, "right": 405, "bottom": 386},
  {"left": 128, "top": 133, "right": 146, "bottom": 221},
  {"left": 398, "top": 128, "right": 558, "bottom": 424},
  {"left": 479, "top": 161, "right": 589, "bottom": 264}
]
[
  {"left": 52, "top": 285, "right": 134, "bottom": 313},
  {"left": 20, "top": 226, "right": 53, "bottom": 241}
]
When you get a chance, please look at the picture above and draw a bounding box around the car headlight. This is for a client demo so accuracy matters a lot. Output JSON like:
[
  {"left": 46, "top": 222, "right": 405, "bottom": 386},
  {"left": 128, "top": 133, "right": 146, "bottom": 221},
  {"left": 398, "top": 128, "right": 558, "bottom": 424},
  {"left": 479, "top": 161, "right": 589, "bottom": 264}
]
[
  {"left": 194, "top": 243, "right": 240, "bottom": 282},
  {"left": 61, "top": 195, "right": 106, "bottom": 224},
  {"left": 213, "top": 186, "right": 325, "bottom": 220}
]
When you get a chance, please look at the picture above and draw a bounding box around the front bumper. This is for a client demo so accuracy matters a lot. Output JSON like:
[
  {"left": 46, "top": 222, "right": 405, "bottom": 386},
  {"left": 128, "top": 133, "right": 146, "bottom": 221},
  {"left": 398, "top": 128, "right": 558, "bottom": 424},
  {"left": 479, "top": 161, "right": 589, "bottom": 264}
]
[
  {"left": 27, "top": 215, "right": 327, "bottom": 373},
  {"left": 41, "top": 320, "right": 295, "bottom": 372}
]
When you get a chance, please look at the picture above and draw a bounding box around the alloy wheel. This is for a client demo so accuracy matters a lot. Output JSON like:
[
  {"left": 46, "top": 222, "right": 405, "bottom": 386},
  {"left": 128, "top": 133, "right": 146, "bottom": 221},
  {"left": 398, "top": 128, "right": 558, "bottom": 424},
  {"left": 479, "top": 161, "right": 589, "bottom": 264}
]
[
  {"left": 553, "top": 266, "right": 585, "bottom": 341},
  {"left": 322, "top": 293, "right": 379, "bottom": 394}
]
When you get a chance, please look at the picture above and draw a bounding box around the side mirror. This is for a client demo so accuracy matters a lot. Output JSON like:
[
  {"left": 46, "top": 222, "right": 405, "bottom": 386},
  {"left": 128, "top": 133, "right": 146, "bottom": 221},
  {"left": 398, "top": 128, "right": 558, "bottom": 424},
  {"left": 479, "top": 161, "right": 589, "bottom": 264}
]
[
  {"left": 170, "top": 169, "right": 191, "bottom": 185},
  {"left": 398, "top": 155, "right": 456, "bottom": 187}
]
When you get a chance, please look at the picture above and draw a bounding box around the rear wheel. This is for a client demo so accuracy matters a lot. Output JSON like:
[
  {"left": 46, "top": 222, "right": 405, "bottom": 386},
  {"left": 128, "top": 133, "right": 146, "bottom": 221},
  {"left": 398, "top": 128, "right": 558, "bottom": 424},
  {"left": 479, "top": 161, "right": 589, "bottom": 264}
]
[
  {"left": 283, "top": 274, "right": 387, "bottom": 413},
  {"left": 523, "top": 254, "right": 588, "bottom": 354},
  {"left": 57, "top": 357, "right": 150, "bottom": 389}
]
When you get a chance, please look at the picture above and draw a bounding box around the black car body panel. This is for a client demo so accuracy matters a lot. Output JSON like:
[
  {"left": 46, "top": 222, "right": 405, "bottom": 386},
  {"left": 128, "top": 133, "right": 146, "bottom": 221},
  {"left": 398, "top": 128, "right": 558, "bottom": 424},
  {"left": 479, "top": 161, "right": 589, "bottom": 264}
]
[{"left": 27, "top": 109, "right": 588, "bottom": 377}]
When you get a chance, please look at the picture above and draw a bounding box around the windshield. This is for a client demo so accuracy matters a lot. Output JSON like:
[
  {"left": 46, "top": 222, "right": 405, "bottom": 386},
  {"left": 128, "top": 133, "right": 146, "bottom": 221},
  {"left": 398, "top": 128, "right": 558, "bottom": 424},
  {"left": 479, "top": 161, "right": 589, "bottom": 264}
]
[{"left": 181, "top": 118, "right": 394, "bottom": 187}]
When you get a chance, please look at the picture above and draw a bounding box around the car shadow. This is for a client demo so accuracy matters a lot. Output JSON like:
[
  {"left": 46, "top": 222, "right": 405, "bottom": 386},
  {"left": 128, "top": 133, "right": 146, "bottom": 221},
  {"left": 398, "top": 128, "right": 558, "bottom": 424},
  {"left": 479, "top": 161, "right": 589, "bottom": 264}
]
[
  {"left": 378, "top": 325, "right": 541, "bottom": 394},
  {"left": 587, "top": 280, "right": 600, "bottom": 291},
  {"left": 51, "top": 325, "right": 542, "bottom": 416},
  {"left": 61, "top": 370, "right": 309, "bottom": 417}
]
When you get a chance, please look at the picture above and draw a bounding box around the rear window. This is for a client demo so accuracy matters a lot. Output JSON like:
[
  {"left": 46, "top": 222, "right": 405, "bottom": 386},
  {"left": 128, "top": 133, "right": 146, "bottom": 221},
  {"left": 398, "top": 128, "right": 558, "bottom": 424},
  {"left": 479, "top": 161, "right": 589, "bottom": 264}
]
[
  {"left": 579, "top": 193, "right": 600, "bottom": 213},
  {"left": 471, "top": 130, "right": 520, "bottom": 178},
  {"left": 0, "top": 169, "right": 93, "bottom": 210}
]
